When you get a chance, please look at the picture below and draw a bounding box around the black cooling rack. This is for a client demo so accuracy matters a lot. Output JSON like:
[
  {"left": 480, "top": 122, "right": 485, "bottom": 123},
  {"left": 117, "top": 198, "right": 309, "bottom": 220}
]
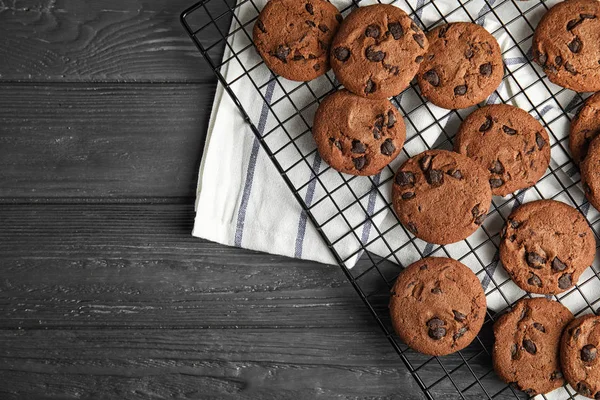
[{"left": 181, "top": 0, "right": 600, "bottom": 398}]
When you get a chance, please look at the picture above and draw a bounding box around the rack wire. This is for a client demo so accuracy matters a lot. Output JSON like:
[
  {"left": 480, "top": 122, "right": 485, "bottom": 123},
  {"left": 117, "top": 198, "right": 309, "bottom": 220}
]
[{"left": 181, "top": 0, "right": 600, "bottom": 398}]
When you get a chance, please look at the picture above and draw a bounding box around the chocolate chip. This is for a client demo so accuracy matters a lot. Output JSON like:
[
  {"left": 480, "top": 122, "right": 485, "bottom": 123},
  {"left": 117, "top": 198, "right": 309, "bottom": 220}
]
[
  {"left": 550, "top": 371, "right": 563, "bottom": 381},
  {"left": 528, "top": 274, "right": 542, "bottom": 287},
  {"left": 381, "top": 139, "right": 396, "bottom": 156},
  {"left": 464, "top": 48, "right": 474, "bottom": 59},
  {"left": 523, "top": 339, "right": 537, "bottom": 354},
  {"left": 387, "top": 110, "right": 396, "bottom": 128},
  {"left": 558, "top": 273, "right": 572, "bottom": 289},
  {"left": 490, "top": 160, "right": 504, "bottom": 174},
  {"left": 318, "top": 24, "right": 329, "bottom": 33},
  {"left": 526, "top": 252, "right": 546, "bottom": 269},
  {"left": 426, "top": 169, "right": 443, "bottom": 186},
  {"left": 388, "top": 22, "right": 404, "bottom": 40},
  {"left": 519, "top": 306, "right": 530, "bottom": 322},
  {"left": 423, "top": 70, "right": 440, "bottom": 87},
  {"left": 351, "top": 140, "right": 366, "bottom": 154},
  {"left": 420, "top": 264, "right": 428, "bottom": 270},
  {"left": 472, "top": 204, "right": 487, "bottom": 225},
  {"left": 552, "top": 257, "right": 567, "bottom": 272},
  {"left": 396, "top": 171, "right": 415, "bottom": 186},
  {"left": 438, "top": 25, "right": 449, "bottom": 38},
  {"left": 479, "top": 117, "right": 493, "bottom": 132},
  {"left": 410, "top": 22, "right": 419, "bottom": 32},
  {"left": 431, "top": 285, "right": 442, "bottom": 294},
  {"left": 305, "top": 20, "right": 316, "bottom": 27},
  {"left": 565, "top": 62, "right": 577, "bottom": 74},
  {"left": 353, "top": 156, "right": 366, "bottom": 171},
  {"left": 307, "top": 54, "right": 317, "bottom": 60},
  {"left": 364, "top": 79, "right": 376, "bottom": 94},
  {"left": 581, "top": 344, "right": 597, "bottom": 362},
  {"left": 454, "top": 85, "right": 467, "bottom": 96},
  {"left": 572, "top": 327, "right": 581, "bottom": 341},
  {"left": 413, "top": 33, "right": 425, "bottom": 49},
  {"left": 568, "top": 37, "right": 582, "bottom": 53},
  {"left": 313, "top": 63, "right": 320, "bottom": 71},
  {"left": 537, "top": 52, "right": 548, "bottom": 66},
  {"left": 511, "top": 344, "right": 519, "bottom": 359},
  {"left": 333, "top": 47, "right": 350, "bottom": 62},
  {"left": 567, "top": 19, "right": 583, "bottom": 31},
  {"left": 427, "top": 318, "right": 446, "bottom": 340},
  {"left": 407, "top": 222, "right": 418, "bottom": 234},
  {"left": 402, "top": 192, "right": 415, "bottom": 200},
  {"left": 305, "top": 3, "right": 314, "bottom": 15},
  {"left": 318, "top": 40, "right": 328, "bottom": 51},
  {"left": 448, "top": 169, "right": 463, "bottom": 180},
  {"left": 453, "top": 327, "right": 468, "bottom": 340},
  {"left": 581, "top": 13, "right": 597, "bottom": 19},
  {"left": 577, "top": 382, "right": 593, "bottom": 397},
  {"left": 365, "top": 24, "right": 380, "bottom": 38},
  {"left": 257, "top": 19, "right": 266, "bottom": 33},
  {"left": 533, "top": 322, "right": 546, "bottom": 333},
  {"left": 336, "top": 14, "right": 343, "bottom": 23},
  {"left": 330, "top": 138, "right": 342, "bottom": 150},
  {"left": 555, "top": 55, "right": 563, "bottom": 66},
  {"left": 366, "top": 46, "right": 385, "bottom": 62},
  {"left": 419, "top": 155, "right": 432, "bottom": 171},
  {"left": 510, "top": 220, "right": 519, "bottom": 229},
  {"left": 490, "top": 178, "right": 504, "bottom": 188},
  {"left": 274, "top": 45, "right": 290, "bottom": 62},
  {"left": 293, "top": 51, "right": 304, "bottom": 61},
  {"left": 534, "top": 132, "right": 546, "bottom": 150},
  {"left": 415, "top": 55, "right": 424, "bottom": 63},
  {"left": 502, "top": 125, "right": 517, "bottom": 135},
  {"left": 453, "top": 310, "right": 467, "bottom": 322},
  {"left": 479, "top": 63, "right": 492, "bottom": 76}
]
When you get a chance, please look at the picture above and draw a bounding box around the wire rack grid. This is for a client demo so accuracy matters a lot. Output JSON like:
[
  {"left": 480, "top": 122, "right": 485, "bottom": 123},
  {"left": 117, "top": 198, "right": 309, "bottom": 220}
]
[{"left": 181, "top": 0, "right": 600, "bottom": 399}]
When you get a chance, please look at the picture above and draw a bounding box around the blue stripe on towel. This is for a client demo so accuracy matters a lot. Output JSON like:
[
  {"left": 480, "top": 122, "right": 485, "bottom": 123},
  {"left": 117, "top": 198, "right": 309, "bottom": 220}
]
[{"left": 294, "top": 154, "right": 323, "bottom": 258}]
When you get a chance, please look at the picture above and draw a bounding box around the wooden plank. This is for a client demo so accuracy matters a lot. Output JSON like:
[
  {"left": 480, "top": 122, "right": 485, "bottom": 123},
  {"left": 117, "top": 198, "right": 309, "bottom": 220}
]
[
  {"left": 0, "top": 328, "right": 427, "bottom": 400},
  {"left": 0, "top": 0, "right": 233, "bottom": 82},
  {"left": 0, "top": 83, "right": 215, "bottom": 199}
]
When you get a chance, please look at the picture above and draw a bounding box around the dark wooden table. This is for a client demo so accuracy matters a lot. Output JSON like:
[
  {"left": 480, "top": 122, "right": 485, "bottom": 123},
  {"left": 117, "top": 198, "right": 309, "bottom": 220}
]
[{"left": 0, "top": 1, "right": 425, "bottom": 398}]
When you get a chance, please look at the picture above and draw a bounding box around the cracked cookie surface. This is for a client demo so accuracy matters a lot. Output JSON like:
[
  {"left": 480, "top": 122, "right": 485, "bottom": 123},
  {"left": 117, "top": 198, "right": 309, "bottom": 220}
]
[
  {"left": 455, "top": 104, "right": 550, "bottom": 196},
  {"left": 390, "top": 257, "right": 486, "bottom": 356},
  {"left": 533, "top": 0, "right": 600, "bottom": 93},
  {"left": 253, "top": 0, "right": 342, "bottom": 82},
  {"left": 416, "top": 22, "right": 504, "bottom": 109},
  {"left": 392, "top": 149, "right": 492, "bottom": 244},
  {"left": 499, "top": 200, "right": 595, "bottom": 294},
  {"left": 493, "top": 298, "right": 573, "bottom": 396},
  {"left": 570, "top": 92, "right": 600, "bottom": 165},
  {"left": 313, "top": 89, "right": 405, "bottom": 176},
  {"left": 561, "top": 314, "right": 600, "bottom": 399},
  {"left": 330, "top": 4, "right": 428, "bottom": 99}
]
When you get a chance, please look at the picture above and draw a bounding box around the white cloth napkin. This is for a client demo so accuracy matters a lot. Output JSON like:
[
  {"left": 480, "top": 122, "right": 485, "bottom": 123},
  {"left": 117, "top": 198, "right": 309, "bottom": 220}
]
[{"left": 193, "top": 0, "right": 600, "bottom": 322}]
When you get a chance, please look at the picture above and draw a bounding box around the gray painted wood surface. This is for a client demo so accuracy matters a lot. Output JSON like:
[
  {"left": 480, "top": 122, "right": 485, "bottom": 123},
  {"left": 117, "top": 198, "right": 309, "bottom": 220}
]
[{"left": 0, "top": 1, "right": 512, "bottom": 399}]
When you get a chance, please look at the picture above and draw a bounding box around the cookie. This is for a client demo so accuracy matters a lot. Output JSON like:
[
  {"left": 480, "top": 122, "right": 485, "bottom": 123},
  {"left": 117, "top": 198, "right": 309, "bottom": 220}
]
[
  {"left": 570, "top": 92, "right": 600, "bottom": 165},
  {"left": 253, "top": 0, "right": 342, "bottom": 82},
  {"left": 561, "top": 314, "right": 600, "bottom": 399},
  {"left": 392, "top": 150, "right": 492, "bottom": 244},
  {"left": 416, "top": 22, "right": 504, "bottom": 109},
  {"left": 313, "top": 89, "right": 405, "bottom": 176},
  {"left": 582, "top": 135, "right": 600, "bottom": 211},
  {"left": 532, "top": 0, "right": 600, "bottom": 93},
  {"left": 390, "top": 257, "right": 486, "bottom": 356},
  {"left": 454, "top": 104, "right": 551, "bottom": 196},
  {"left": 493, "top": 298, "right": 573, "bottom": 396},
  {"left": 499, "top": 200, "right": 595, "bottom": 295},
  {"left": 330, "top": 4, "right": 428, "bottom": 99}
]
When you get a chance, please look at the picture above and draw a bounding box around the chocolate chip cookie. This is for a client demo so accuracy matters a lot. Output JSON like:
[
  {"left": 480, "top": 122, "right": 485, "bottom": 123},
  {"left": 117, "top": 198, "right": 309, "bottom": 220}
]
[
  {"left": 533, "top": 0, "right": 600, "bottom": 93},
  {"left": 330, "top": 4, "right": 428, "bottom": 99},
  {"left": 570, "top": 92, "right": 600, "bottom": 165},
  {"left": 392, "top": 150, "right": 492, "bottom": 244},
  {"left": 390, "top": 257, "right": 486, "bottom": 356},
  {"left": 499, "top": 200, "right": 595, "bottom": 295},
  {"left": 253, "top": 0, "right": 342, "bottom": 82},
  {"left": 313, "top": 89, "right": 405, "bottom": 176},
  {"left": 493, "top": 298, "right": 573, "bottom": 396},
  {"left": 561, "top": 314, "right": 600, "bottom": 399},
  {"left": 454, "top": 104, "right": 551, "bottom": 196},
  {"left": 416, "top": 22, "right": 504, "bottom": 109},
  {"left": 581, "top": 136, "right": 600, "bottom": 211}
]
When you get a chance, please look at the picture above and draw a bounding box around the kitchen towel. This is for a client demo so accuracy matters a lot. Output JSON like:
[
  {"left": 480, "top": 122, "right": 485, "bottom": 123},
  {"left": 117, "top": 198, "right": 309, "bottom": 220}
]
[{"left": 192, "top": 0, "right": 600, "bottom": 314}]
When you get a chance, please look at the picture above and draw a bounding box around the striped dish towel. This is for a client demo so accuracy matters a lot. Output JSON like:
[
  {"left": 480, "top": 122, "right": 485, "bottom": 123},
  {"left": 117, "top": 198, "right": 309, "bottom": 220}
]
[{"left": 192, "top": 0, "right": 600, "bottom": 317}]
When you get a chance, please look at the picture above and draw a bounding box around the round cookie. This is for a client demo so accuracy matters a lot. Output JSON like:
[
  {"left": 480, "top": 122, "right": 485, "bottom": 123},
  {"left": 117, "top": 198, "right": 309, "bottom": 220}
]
[
  {"left": 499, "top": 200, "right": 595, "bottom": 295},
  {"left": 532, "top": 0, "right": 600, "bottom": 93},
  {"left": 570, "top": 92, "right": 600, "bottom": 165},
  {"left": 581, "top": 136, "right": 600, "bottom": 210},
  {"left": 493, "top": 298, "right": 573, "bottom": 396},
  {"left": 330, "top": 4, "right": 428, "bottom": 99},
  {"left": 392, "top": 150, "right": 492, "bottom": 244},
  {"left": 454, "top": 104, "right": 551, "bottom": 196},
  {"left": 416, "top": 22, "right": 504, "bottom": 109},
  {"left": 313, "top": 89, "right": 406, "bottom": 176},
  {"left": 253, "top": 0, "right": 342, "bottom": 82},
  {"left": 561, "top": 314, "right": 600, "bottom": 399},
  {"left": 390, "top": 257, "right": 486, "bottom": 356}
]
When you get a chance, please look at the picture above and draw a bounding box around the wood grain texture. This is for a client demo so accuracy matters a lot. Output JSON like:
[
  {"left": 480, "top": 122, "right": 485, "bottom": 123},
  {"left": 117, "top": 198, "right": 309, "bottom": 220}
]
[
  {"left": 0, "top": 0, "right": 232, "bottom": 82},
  {"left": 0, "top": 83, "right": 214, "bottom": 199}
]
